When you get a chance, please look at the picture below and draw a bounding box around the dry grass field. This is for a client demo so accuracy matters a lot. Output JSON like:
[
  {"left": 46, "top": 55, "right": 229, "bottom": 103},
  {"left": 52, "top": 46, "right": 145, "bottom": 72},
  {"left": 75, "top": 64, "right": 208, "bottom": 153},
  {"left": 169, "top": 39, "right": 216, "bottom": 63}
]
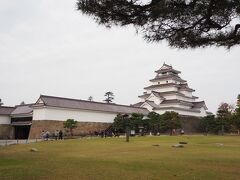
[{"left": 0, "top": 135, "right": 240, "bottom": 180}]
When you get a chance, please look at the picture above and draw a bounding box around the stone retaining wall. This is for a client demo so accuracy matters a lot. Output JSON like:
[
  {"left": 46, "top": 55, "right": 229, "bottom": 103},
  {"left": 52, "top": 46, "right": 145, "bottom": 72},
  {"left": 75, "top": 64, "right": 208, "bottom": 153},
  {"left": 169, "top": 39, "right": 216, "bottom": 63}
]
[
  {"left": 180, "top": 116, "right": 201, "bottom": 134},
  {"left": 29, "top": 120, "right": 111, "bottom": 139},
  {"left": 0, "top": 125, "right": 14, "bottom": 139}
]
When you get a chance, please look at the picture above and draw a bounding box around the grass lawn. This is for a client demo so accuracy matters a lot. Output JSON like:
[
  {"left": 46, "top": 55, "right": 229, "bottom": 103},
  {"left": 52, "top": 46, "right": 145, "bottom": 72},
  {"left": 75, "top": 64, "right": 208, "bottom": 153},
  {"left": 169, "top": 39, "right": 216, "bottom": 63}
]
[{"left": 0, "top": 135, "right": 240, "bottom": 180}]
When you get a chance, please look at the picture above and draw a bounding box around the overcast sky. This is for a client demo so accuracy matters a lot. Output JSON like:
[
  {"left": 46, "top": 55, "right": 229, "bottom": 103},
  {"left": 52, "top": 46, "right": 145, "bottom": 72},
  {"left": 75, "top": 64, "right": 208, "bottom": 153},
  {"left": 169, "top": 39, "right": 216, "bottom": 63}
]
[{"left": 0, "top": 0, "right": 239, "bottom": 113}]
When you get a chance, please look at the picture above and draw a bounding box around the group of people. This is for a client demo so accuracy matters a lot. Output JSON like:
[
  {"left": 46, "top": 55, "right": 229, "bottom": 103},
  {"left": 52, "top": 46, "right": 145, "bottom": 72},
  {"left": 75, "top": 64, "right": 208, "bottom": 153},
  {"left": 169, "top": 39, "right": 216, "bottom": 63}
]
[
  {"left": 54, "top": 130, "right": 63, "bottom": 140},
  {"left": 40, "top": 130, "right": 63, "bottom": 140}
]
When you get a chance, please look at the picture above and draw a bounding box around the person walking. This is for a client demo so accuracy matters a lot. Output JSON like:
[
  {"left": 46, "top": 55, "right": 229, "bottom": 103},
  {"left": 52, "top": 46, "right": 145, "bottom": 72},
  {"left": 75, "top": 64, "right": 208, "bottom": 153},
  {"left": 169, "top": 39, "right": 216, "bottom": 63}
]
[
  {"left": 40, "top": 130, "right": 45, "bottom": 140},
  {"left": 45, "top": 131, "right": 49, "bottom": 141},
  {"left": 54, "top": 130, "right": 59, "bottom": 140},
  {"left": 58, "top": 130, "right": 63, "bottom": 140}
]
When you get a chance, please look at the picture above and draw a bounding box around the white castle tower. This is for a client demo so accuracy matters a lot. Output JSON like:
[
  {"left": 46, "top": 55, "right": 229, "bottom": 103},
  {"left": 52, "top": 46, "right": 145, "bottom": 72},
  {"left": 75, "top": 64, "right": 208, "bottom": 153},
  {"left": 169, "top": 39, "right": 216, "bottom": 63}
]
[{"left": 133, "top": 63, "right": 209, "bottom": 117}]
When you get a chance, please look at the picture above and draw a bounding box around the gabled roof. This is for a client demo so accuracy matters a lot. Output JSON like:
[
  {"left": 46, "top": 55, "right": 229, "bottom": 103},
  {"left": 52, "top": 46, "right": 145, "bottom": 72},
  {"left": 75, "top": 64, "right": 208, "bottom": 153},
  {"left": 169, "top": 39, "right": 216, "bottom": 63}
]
[
  {"left": 11, "top": 104, "right": 33, "bottom": 116},
  {"left": 145, "top": 100, "right": 159, "bottom": 109},
  {"left": 0, "top": 106, "right": 14, "bottom": 115},
  {"left": 155, "top": 63, "right": 181, "bottom": 74},
  {"left": 143, "top": 91, "right": 165, "bottom": 100},
  {"left": 34, "top": 95, "right": 149, "bottom": 115}
]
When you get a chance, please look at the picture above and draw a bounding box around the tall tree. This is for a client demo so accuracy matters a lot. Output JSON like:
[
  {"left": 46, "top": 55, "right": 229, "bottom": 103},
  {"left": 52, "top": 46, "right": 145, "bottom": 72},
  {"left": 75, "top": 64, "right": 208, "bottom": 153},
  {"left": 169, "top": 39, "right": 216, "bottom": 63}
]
[
  {"left": 216, "top": 103, "right": 232, "bottom": 135},
  {"left": 20, "top": 101, "right": 25, "bottom": 105},
  {"left": 147, "top": 112, "right": 168, "bottom": 134},
  {"left": 0, "top": 99, "right": 3, "bottom": 106},
  {"left": 236, "top": 94, "right": 240, "bottom": 116},
  {"left": 199, "top": 115, "right": 216, "bottom": 134},
  {"left": 129, "top": 113, "right": 144, "bottom": 131},
  {"left": 162, "top": 111, "right": 181, "bottom": 135},
  {"left": 104, "top": 91, "right": 114, "bottom": 103},
  {"left": 77, "top": 0, "right": 240, "bottom": 49},
  {"left": 234, "top": 94, "right": 240, "bottom": 134},
  {"left": 88, "top": 96, "right": 93, "bottom": 101},
  {"left": 63, "top": 119, "right": 78, "bottom": 136}
]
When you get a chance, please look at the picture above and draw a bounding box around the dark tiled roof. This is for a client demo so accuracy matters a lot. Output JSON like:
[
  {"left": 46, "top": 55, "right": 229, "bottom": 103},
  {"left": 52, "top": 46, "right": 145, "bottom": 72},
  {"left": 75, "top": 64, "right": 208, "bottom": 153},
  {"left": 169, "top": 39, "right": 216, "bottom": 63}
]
[
  {"left": 36, "top": 95, "right": 149, "bottom": 115},
  {"left": 138, "top": 94, "right": 150, "bottom": 99},
  {"left": 161, "top": 99, "right": 193, "bottom": 106},
  {"left": 151, "top": 91, "right": 165, "bottom": 99},
  {"left": 154, "top": 106, "right": 200, "bottom": 113},
  {"left": 179, "top": 84, "right": 195, "bottom": 92},
  {"left": 144, "top": 83, "right": 180, "bottom": 90},
  {"left": 206, "top": 111, "right": 213, "bottom": 115},
  {"left": 155, "top": 64, "right": 181, "bottom": 74},
  {"left": 150, "top": 74, "right": 186, "bottom": 83},
  {"left": 0, "top": 106, "right": 14, "bottom": 115},
  {"left": 192, "top": 101, "right": 208, "bottom": 110},
  {"left": 11, "top": 104, "right": 33, "bottom": 116},
  {"left": 139, "top": 91, "right": 198, "bottom": 100},
  {"left": 131, "top": 102, "right": 144, "bottom": 107}
]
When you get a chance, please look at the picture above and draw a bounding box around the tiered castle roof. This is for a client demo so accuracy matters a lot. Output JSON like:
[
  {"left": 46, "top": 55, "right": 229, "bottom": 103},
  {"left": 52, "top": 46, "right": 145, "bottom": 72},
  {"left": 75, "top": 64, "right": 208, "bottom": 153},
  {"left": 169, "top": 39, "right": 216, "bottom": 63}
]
[{"left": 133, "top": 63, "right": 208, "bottom": 117}]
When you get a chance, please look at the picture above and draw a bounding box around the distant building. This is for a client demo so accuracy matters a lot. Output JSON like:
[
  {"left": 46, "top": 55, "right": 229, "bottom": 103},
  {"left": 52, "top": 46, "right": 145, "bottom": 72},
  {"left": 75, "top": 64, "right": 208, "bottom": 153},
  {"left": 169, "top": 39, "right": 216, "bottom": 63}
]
[
  {"left": 0, "top": 95, "right": 148, "bottom": 139},
  {"left": 133, "top": 63, "right": 210, "bottom": 117},
  {"left": 0, "top": 63, "right": 211, "bottom": 139}
]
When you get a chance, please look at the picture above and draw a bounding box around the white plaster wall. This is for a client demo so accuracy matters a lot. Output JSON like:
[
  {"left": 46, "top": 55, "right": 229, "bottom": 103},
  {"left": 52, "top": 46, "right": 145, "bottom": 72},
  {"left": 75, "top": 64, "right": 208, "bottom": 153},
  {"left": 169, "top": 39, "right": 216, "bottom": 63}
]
[
  {"left": 153, "top": 79, "right": 175, "bottom": 85},
  {"left": 163, "top": 94, "right": 195, "bottom": 102},
  {"left": 147, "top": 87, "right": 178, "bottom": 93},
  {"left": 33, "top": 108, "right": 46, "bottom": 120},
  {"left": 33, "top": 107, "right": 117, "bottom": 123},
  {"left": 179, "top": 90, "right": 193, "bottom": 97},
  {"left": 177, "top": 95, "right": 195, "bottom": 102},
  {"left": 163, "top": 94, "right": 177, "bottom": 100},
  {"left": 155, "top": 109, "right": 204, "bottom": 117},
  {"left": 199, "top": 107, "right": 207, "bottom": 117},
  {"left": 0, "top": 115, "right": 11, "bottom": 125},
  {"left": 141, "top": 103, "right": 153, "bottom": 112},
  {"left": 159, "top": 103, "right": 191, "bottom": 109},
  {"left": 147, "top": 94, "right": 162, "bottom": 105}
]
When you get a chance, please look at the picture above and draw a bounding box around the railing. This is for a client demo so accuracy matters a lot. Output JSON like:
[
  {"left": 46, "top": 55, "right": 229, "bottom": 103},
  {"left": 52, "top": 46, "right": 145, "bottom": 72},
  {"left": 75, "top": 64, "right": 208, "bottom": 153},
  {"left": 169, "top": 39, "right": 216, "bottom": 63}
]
[{"left": 0, "top": 139, "right": 43, "bottom": 147}]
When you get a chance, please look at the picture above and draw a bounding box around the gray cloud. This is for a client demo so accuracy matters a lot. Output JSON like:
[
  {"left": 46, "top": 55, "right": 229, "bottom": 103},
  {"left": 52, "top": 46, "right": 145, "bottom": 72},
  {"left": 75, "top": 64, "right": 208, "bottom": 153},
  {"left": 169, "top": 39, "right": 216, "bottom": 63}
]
[{"left": 0, "top": 0, "right": 239, "bottom": 113}]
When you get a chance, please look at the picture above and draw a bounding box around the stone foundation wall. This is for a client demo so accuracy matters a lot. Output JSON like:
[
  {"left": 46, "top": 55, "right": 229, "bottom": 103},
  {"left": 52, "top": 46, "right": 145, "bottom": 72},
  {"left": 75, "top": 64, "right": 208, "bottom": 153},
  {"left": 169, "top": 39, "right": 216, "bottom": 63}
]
[
  {"left": 180, "top": 116, "right": 201, "bottom": 134},
  {"left": 0, "top": 125, "right": 14, "bottom": 139},
  {"left": 29, "top": 120, "right": 111, "bottom": 139}
]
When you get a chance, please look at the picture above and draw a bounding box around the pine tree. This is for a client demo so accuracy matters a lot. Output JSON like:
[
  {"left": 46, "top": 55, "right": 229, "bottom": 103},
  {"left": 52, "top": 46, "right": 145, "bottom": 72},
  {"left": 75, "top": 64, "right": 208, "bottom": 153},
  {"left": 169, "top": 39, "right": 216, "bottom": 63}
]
[
  {"left": 88, "top": 96, "right": 93, "bottom": 101},
  {"left": 104, "top": 91, "right": 114, "bottom": 103},
  {"left": 0, "top": 99, "right": 3, "bottom": 106},
  {"left": 77, "top": 0, "right": 240, "bottom": 49}
]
